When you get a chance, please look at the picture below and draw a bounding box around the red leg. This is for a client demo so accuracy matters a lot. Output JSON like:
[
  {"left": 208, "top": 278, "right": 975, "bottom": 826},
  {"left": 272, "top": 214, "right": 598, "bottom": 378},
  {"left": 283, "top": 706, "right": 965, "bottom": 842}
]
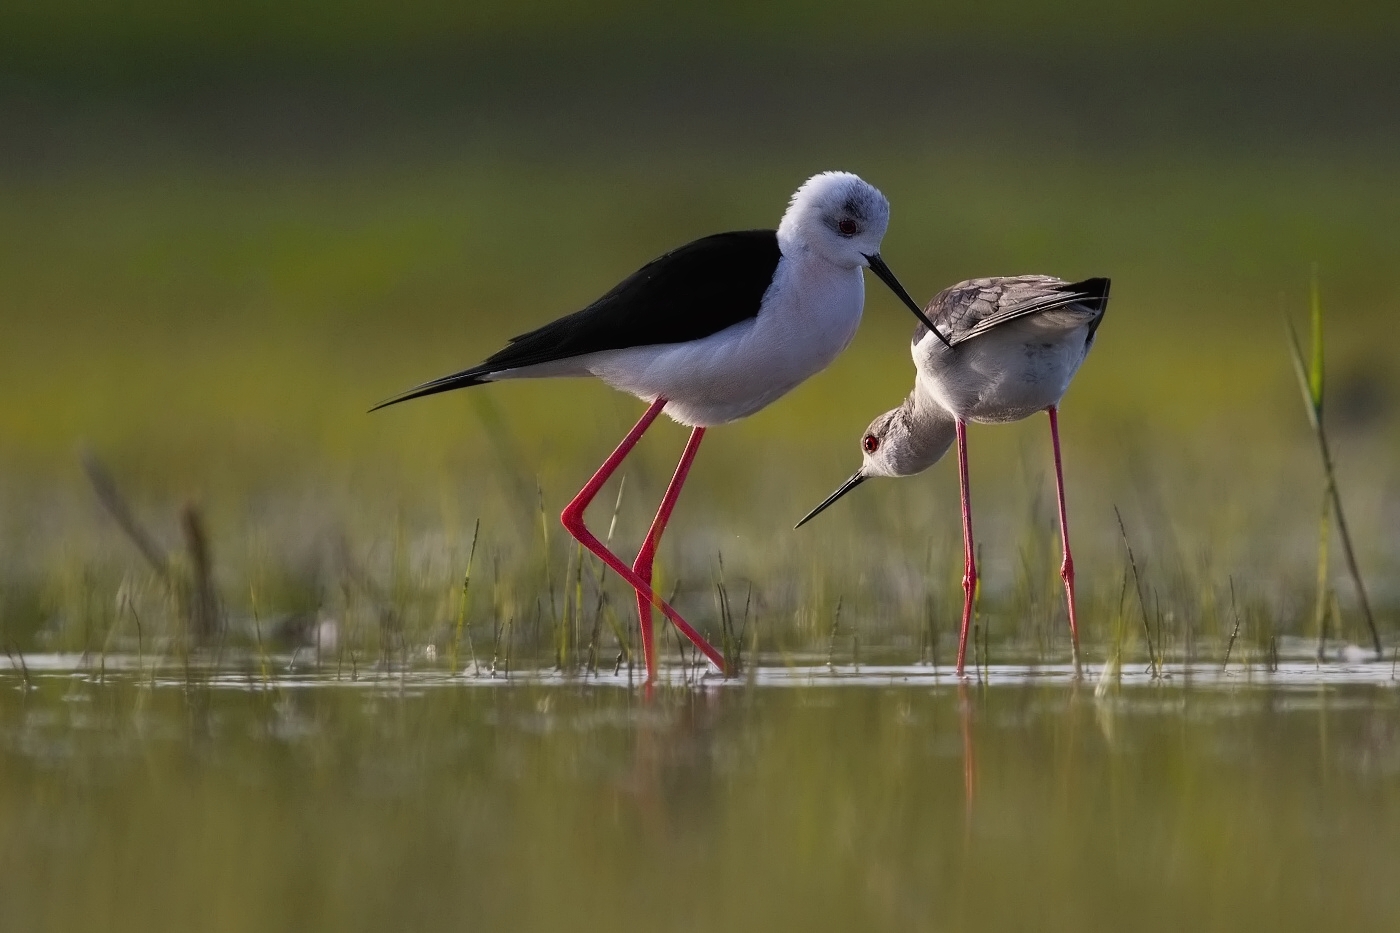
[
  {"left": 954, "top": 418, "right": 977, "bottom": 676},
  {"left": 560, "top": 400, "right": 727, "bottom": 682},
  {"left": 1047, "top": 406, "right": 1083, "bottom": 676},
  {"left": 632, "top": 427, "right": 712, "bottom": 678}
]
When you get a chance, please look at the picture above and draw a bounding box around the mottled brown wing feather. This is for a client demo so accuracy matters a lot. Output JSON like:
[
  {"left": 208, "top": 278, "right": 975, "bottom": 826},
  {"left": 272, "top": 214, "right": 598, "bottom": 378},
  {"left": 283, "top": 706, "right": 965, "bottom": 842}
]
[{"left": 913, "top": 276, "right": 1110, "bottom": 347}]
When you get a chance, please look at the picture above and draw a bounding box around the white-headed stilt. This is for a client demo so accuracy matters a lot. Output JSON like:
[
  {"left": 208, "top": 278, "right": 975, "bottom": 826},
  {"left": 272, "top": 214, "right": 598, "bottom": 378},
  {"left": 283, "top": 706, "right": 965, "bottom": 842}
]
[{"left": 375, "top": 171, "right": 936, "bottom": 681}]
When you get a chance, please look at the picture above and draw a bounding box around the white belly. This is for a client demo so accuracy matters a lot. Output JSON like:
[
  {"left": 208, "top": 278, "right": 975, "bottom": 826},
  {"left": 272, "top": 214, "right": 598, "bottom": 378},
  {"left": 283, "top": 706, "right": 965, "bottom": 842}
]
[
  {"left": 915, "top": 316, "right": 1092, "bottom": 423},
  {"left": 582, "top": 255, "right": 867, "bottom": 426}
]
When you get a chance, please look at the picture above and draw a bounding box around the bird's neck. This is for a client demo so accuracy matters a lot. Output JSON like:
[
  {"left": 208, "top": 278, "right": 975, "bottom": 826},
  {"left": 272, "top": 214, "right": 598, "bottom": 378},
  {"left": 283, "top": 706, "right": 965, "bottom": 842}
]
[{"left": 894, "top": 390, "right": 958, "bottom": 476}]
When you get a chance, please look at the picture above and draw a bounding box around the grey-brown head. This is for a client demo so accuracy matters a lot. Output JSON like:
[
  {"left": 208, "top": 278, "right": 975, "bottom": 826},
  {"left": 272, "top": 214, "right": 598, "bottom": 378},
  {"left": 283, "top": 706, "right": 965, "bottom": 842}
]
[{"left": 795, "top": 403, "right": 956, "bottom": 528}]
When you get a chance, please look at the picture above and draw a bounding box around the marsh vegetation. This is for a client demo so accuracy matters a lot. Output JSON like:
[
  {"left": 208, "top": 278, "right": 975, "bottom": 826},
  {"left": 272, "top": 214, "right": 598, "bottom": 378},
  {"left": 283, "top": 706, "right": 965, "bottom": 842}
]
[{"left": 3, "top": 4, "right": 1399, "bottom": 929}]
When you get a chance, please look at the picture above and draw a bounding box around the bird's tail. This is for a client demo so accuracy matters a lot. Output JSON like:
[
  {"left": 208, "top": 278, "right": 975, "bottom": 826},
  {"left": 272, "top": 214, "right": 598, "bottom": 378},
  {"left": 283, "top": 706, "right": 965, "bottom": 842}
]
[
  {"left": 369, "top": 366, "right": 493, "bottom": 412},
  {"left": 1063, "top": 277, "right": 1111, "bottom": 313}
]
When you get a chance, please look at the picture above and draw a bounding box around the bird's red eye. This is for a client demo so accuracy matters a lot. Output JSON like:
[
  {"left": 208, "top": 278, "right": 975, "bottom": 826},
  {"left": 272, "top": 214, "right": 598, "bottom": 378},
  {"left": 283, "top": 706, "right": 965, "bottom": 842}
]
[
  {"left": 837, "top": 218, "right": 858, "bottom": 236},
  {"left": 863, "top": 434, "right": 879, "bottom": 454}
]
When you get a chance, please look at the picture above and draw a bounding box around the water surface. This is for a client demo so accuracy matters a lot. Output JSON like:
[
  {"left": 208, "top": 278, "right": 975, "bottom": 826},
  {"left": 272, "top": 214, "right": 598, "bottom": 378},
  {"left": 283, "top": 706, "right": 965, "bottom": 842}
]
[{"left": 2, "top": 659, "right": 1396, "bottom": 932}]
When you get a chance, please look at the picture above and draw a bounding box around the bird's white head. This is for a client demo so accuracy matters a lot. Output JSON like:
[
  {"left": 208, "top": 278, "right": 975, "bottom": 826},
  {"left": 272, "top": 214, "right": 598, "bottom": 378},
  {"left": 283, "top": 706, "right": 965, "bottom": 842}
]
[{"left": 778, "top": 171, "right": 892, "bottom": 269}]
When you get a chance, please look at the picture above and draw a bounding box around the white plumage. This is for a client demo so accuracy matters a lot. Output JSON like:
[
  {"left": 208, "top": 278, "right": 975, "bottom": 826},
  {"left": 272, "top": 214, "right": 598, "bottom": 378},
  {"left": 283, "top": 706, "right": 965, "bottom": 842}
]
[
  {"left": 797, "top": 273, "right": 1111, "bottom": 680},
  {"left": 376, "top": 171, "right": 932, "bottom": 682},
  {"left": 485, "top": 171, "right": 894, "bottom": 426}
]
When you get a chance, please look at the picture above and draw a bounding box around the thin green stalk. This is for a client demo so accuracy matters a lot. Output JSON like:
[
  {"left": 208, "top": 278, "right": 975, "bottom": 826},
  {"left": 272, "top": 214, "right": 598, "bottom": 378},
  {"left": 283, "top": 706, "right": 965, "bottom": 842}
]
[
  {"left": 578, "top": 471, "right": 631, "bottom": 672},
  {"left": 826, "top": 596, "right": 843, "bottom": 672},
  {"left": 1317, "top": 436, "right": 1380, "bottom": 657},
  {"left": 1112, "top": 569, "right": 1127, "bottom": 676},
  {"left": 451, "top": 519, "right": 482, "bottom": 676},
  {"left": 470, "top": 392, "right": 536, "bottom": 513},
  {"left": 980, "top": 615, "right": 989, "bottom": 680},
  {"left": 1223, "top": 578, "right": 1243, "bottom": 671},
  {"left": 130, "top": 597, "right": 145, "bottom": 677},
  {"left": 1114, "top": 507, "right": 1158, "bottom": 677},
  {"left": 571, "top": 540, "right": 585, "bottom": 673},
  {"left": 556, "top": 542, "right": 575, "bottom": 671},
  {"left": 1313, "top": 491, "right": 1331, "bottom": 663},
  {"left": 746, "top": 586, "right": 760, "bottom": 685},
  {"left": 715, "top": 551, "right": 743, "bottom": 675},
  {"left": 716, "top": 577, "right": 733, "bottom": 672},
  {"left": 738, "top": 583, "right": 753, "bottom": 676},
  {"left": 582, "top": 560, "right": 631, "bottom": 664},
  {"left": 249, "top": 582, "right": 271, "bottom": 689},
  {"left": 606, "top": 475, "right": 627, "bottom": 544},
  {"left": 1286, "top": 278, "right": 1383, "bottom": 658},
  {"left": 537, "top": 485, "right": 559, "bottom": 634},
  {"left": 4, "top": 640, "right": 32, "bottom": 692},
  {"left": 972, "top": 621, "right": 980, "bottom": 680},
  {"left": 584, "top": 587, "right": 605, "bottom": 677}
]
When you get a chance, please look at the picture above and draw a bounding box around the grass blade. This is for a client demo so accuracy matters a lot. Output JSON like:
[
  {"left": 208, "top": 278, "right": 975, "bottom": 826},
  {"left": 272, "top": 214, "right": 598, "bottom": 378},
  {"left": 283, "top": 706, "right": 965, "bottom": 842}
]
[
  {"left": 1313, "top": 492, "right": 1331, "bottom": 663},
  {"left": 451, "top": 518, "right": 482, "bottom": 675},
  {"left": 1285, "top": 317, "right": 1320, "bottom": 430},
  {"left": 1114, "top": 507, "right": 1158, "bottom": 678},
  {"left": 1309, "top": 268, "right": 1325, "bottom": 410},
  {"left": 1287, "top": 276, "right": 1382, "bottom": 659}
]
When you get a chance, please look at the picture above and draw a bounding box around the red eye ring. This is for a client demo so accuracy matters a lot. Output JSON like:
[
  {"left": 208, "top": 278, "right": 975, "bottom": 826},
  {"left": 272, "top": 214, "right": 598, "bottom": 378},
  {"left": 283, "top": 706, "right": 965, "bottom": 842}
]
[
  {"left": 837, "top": 218, "right": 858, "bottom": 236},
  {"left": 863, "top": 434, "right": 879, "bottom": 454}
]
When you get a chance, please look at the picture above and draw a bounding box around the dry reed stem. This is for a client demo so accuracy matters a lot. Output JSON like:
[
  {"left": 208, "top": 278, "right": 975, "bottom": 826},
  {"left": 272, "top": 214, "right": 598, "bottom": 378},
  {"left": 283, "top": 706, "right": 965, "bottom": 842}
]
[
  {"left": 1114, "top": 507, "right": 1159, "bottom": 677},
  {"left": 80, "top": 452, "right": 171, "bottom": 583},
  {"left": 181, "top": 505, "right": 221, "bottom": 646},
  {"left": 451, "top": 518, "right": 482, "bottom": 675},
  {"left": 1223, "top": 578, "right": 1243, "bottom": 670},
  {"left": 3, "top": 641, "right": 32, "bottom": 691}
]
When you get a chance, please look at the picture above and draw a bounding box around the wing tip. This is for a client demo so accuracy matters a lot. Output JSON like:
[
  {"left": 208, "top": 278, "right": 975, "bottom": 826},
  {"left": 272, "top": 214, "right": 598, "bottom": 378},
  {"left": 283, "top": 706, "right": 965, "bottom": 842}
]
[
  {"left": 1065, "top": 276, "right": 1111, "bottom": 309},
  {"left": 368, "top": 370, "right": 491, "bottom": 413}
]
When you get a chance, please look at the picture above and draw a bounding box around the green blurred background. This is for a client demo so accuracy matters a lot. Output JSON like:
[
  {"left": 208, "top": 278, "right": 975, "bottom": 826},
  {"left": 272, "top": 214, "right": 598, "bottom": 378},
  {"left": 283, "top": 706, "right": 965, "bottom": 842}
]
[
  {"left": 2, "top": 0, "right": 1399, "bottom": 656},
  {"left": 3, "top": 7, "right": 1400, "bottom": 933}
]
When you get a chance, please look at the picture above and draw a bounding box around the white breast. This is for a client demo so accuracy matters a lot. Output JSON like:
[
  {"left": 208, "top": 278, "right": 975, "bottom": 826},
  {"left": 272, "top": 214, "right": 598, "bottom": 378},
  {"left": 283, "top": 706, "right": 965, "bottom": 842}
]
[
  {"left": 581, "top": 253, "right": 866, "bottom": 426},
  {"left": 914, "top": 315, "right": 1093, "bottom": 423}
]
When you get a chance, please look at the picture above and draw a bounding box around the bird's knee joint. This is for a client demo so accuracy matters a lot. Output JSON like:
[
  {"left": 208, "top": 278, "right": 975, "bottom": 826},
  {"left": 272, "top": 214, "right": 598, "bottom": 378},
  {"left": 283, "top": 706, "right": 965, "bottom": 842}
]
[{"left": 560, "top": 507, "right": 585, "bottom": 535}]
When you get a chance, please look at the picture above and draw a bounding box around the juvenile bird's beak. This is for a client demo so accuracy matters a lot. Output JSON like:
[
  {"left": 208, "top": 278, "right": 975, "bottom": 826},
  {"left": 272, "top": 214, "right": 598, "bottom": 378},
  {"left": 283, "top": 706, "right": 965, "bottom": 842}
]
[
  {"left": 795, "top": 471, "right": 866, "bottom": 529},
  {"left": 863, "top": 253, "right": 952, "bottom": 349}
]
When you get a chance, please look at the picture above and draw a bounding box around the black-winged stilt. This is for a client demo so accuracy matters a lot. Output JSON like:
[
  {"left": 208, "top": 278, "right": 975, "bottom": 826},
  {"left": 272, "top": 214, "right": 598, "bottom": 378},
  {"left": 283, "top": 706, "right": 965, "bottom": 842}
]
[
  {"left": 796, "top": 275, "right": 1111, "bottom": 677},
  {"left": 374, "top": 172, "right": 935, "bottom": 681}
]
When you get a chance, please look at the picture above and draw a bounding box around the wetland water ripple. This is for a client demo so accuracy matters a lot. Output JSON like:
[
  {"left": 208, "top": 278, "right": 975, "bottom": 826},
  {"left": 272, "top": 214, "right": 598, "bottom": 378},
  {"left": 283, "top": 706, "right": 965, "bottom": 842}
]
[{"left": 1, "top": 656, "right": 1397, "bottom": 932}]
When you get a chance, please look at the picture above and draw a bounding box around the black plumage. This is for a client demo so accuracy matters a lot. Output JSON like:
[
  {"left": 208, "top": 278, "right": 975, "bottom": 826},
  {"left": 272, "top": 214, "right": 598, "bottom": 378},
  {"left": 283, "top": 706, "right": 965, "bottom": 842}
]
[{"left": 373, "top": 230, "right": 782, "bottom": 410}]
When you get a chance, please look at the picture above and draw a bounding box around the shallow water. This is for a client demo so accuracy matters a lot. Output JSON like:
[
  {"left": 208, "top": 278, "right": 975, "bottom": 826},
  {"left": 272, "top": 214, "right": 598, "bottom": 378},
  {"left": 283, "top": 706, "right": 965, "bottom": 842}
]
[{"left": 2, "top": 658, "right": 1397, "bottom": 932}]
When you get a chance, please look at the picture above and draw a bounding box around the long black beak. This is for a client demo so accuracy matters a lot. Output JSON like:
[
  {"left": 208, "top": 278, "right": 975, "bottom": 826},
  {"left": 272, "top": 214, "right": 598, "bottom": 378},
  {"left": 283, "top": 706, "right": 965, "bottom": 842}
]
[
  {"left": 795, "top": 471, "right": 867, "bottom": 529},
  {"left": 864, "top": 253, "right": 952, "bottom": 348}
]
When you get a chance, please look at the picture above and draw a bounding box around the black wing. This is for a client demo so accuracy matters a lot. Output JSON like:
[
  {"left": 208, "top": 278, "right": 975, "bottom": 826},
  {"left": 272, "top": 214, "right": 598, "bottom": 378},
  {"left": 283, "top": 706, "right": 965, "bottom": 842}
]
[
  {"left": 914, "top": 276, "right": 1111, "bottom": 348},
  {"left": 372, "top": 230, "right": 782, "bottom": 410}
]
